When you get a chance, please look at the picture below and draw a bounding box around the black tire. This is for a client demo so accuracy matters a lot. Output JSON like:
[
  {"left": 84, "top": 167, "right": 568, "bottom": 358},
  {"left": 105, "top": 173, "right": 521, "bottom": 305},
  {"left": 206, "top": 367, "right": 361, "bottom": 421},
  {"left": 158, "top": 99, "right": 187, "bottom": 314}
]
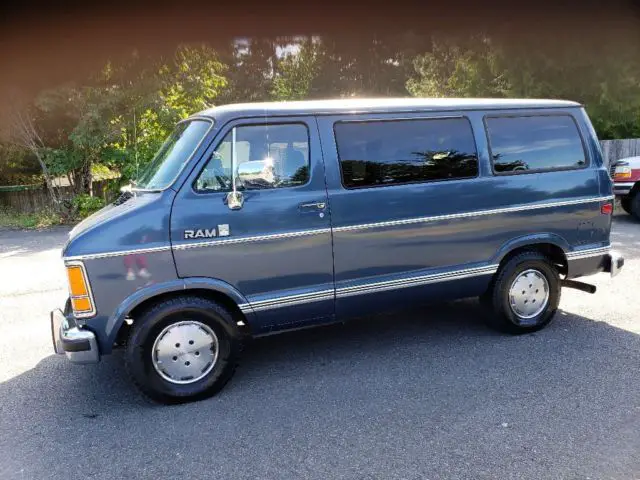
[
  {"left": 482, "top": 251, "right": 560, "bottom": 334},
  {"left": 631, "top": 192, "right": 640, "bottom": 221},
  {"left": 620, "top": 196, "right": 632, "bottom": 215},
  {"left": 125, "top": 296, "right": 241, "bottom": 404}
]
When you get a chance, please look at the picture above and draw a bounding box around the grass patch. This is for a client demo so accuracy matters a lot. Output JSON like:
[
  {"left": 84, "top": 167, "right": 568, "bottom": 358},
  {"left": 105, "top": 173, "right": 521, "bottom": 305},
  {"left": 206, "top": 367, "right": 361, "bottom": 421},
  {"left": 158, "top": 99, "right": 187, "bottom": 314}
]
[{"left": 0, "top": 208, "right": 66, "bottom": 229}]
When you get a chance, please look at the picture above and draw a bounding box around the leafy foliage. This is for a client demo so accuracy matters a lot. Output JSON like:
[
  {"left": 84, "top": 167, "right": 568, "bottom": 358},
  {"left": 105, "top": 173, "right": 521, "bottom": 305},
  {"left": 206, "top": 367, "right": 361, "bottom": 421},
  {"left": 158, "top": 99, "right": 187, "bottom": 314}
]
[
  {"left": 407, "top": 32, "right": 640, "bottom": 139},
  {"left": 271, "top": 39, "right": 322, "bottom": 101},
  {"left": 72, "top": 193, "right": 106, "bottom": 218},
  {"left": 407, "top": 35, "right": 508, "bottom": 98},
  {"left": 2, "top": 32, "right": 640, "bottom": 204}
]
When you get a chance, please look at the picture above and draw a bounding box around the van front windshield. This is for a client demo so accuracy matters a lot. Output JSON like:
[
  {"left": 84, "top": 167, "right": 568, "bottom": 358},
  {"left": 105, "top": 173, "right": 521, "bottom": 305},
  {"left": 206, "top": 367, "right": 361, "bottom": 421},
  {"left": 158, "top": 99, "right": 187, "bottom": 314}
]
[{"left": 134, "top": 119, "right": 212, "bottom": 190}]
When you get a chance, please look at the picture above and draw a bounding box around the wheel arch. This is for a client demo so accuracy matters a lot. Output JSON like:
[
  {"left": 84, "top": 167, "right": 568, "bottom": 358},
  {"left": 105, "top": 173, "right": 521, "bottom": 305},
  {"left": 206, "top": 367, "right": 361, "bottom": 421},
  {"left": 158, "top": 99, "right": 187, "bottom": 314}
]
[
  {"left": 492, "top": 234, "right": 570, "bottom": 275},
  {"left": 106, "top": 277, "right": 255, "bottom": 352}
]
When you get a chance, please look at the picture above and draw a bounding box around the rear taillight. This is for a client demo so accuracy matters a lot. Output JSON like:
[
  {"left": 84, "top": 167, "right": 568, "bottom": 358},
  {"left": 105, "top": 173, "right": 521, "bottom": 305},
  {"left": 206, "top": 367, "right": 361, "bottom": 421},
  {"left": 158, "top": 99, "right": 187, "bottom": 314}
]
[{"left": 601, "top": 203, "right": 613, "bottom": 215}]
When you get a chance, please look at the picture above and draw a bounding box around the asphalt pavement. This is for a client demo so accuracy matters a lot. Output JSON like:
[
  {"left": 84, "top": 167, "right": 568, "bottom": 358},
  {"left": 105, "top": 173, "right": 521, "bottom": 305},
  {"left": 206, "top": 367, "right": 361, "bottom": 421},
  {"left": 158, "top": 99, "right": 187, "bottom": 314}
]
[{"left": 0, "top": 217, "right": 639, "bottom": 479}]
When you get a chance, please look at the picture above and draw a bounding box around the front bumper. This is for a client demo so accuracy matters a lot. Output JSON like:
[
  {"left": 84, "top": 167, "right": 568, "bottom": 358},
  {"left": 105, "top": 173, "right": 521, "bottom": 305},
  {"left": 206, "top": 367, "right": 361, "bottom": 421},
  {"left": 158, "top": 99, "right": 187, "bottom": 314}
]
[
  {"left": 613, "top": 182, "right": 634, "bottom": 196},
  {"left": 50, "top": 309, "right": 100, "bottom": 364}
]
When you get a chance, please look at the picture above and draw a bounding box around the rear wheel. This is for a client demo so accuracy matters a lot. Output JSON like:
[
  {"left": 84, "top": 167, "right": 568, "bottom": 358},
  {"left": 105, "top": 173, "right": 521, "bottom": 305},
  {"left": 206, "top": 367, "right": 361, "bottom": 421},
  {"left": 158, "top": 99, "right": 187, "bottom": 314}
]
[
  {"left": 482, "top": 251, "right": 560, "bottom": 334},
  {"left": 125, "top": 296, "right": 241, "bottom": 404},
  {"left": 620, "top": 197, "right": 632, "bottom": 215}
]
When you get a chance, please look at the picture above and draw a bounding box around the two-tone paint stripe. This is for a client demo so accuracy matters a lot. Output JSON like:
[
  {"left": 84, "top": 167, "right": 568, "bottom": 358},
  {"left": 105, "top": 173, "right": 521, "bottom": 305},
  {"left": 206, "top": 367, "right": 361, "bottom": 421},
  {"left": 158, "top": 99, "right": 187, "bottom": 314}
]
[
  {"left": 245, "top": 289, "right": 335, "bottom": 312},
  {"left": 335, "top": 264, "right": 499, "bottom": 298},
  {"left": 333, "top": 196, "right": 613, "bottom": 233},
  {"left": 237, "top": 245, "right": 612, "bottom": 312},
  {"left": 566, "top": 245, "right": 611, "bottom": 260},
  {"left": 239, "top": 265, "right": 499, "bottom": 312},
  {"left": 172, "top": 228, "right": 332, "bottom": 251},
  {"left": 64, "top": 245, "right": 172, "bottom": 262},
  {"left": 62, "top": 195, "right": 613, "bottom": 261}
]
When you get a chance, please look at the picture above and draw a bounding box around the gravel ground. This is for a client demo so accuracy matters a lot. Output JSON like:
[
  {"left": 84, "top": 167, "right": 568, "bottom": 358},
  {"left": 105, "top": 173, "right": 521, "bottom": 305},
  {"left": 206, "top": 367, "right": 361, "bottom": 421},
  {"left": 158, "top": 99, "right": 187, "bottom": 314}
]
[{"left": 0, "top": 217, "right": 639, "bottom": 480}]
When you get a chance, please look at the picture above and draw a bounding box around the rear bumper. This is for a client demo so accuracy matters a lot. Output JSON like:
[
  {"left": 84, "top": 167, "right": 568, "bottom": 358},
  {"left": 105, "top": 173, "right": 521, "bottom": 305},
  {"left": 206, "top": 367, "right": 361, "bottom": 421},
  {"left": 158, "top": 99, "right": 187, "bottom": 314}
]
[
  {"left": 566, "top": 248, "right": 623, "bottom": 279},
  {"left": 604, "top": 250, "right": 624, "bottom": 278},
  {"left": 50, "top": 309, "right": 100, "bottom": 364},
  {"left": 613, "top": 182, "right": 634, "bottom": 196}
]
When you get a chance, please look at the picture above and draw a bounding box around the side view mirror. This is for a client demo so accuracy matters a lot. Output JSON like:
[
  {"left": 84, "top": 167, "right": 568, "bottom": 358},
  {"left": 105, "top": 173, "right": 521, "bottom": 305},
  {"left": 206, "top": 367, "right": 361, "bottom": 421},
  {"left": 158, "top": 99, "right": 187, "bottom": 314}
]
[
  {"left": 226, "top": 158, "right": 276, "bottom": 210},
  {"left": 237, "top": 158, "right": 276, "bottom": 189}
]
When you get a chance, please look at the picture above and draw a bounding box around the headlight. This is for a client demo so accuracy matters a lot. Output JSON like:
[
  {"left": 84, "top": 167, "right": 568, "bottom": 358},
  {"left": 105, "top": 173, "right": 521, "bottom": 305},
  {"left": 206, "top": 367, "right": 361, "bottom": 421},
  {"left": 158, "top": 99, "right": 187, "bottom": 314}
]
[{"left": 614, "top": 165, "right": 632, "bottom": 179}]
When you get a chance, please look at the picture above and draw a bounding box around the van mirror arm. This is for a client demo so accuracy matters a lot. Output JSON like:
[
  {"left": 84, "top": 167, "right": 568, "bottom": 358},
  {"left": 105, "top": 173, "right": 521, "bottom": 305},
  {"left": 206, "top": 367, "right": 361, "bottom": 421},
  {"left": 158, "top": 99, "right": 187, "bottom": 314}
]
[{"left": 226, "top": 126, "right": 244, "bottom": 210}]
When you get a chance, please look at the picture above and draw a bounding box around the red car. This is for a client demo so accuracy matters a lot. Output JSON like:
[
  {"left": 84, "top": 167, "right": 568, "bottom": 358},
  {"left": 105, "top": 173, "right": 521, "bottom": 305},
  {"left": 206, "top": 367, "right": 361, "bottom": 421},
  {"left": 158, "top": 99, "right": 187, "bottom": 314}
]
[{"left": 611, "top": 155, "right": 640, "bottom": 220}]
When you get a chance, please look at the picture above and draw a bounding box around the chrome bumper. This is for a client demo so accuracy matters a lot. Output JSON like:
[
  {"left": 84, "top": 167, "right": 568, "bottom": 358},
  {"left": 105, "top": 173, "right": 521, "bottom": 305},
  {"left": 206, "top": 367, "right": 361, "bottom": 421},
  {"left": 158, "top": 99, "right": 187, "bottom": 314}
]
[
  {"left": 613, "top": 182, "right": 634, "bottom": 196},
  {"left": 50, "top": 309, "right": 100, "bottom": 364},
  {"left": 606, "top": 250, "right": 624, "bottom": 278}
]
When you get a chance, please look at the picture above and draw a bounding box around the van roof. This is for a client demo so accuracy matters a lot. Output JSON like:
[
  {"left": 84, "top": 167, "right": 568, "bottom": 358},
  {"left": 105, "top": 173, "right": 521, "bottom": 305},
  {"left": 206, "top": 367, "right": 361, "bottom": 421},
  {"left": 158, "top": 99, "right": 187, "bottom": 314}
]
[{"left": 194, "top": 98, "right": 581, "bottom": 120}]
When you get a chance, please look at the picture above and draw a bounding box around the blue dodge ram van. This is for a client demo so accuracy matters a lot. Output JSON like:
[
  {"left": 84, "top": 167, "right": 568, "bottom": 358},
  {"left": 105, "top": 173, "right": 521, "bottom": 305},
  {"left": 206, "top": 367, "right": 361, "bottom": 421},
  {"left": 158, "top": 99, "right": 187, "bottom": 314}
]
[{"left": 51, "top": 98, "right": 624, "bottom": 403}]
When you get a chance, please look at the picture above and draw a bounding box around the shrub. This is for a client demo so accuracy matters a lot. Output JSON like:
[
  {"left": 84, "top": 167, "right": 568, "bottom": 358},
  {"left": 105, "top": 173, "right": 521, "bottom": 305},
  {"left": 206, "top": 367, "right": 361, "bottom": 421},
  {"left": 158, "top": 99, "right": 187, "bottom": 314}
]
[{"left": 72, "top": 194, "right": 106, "bottom": 219}]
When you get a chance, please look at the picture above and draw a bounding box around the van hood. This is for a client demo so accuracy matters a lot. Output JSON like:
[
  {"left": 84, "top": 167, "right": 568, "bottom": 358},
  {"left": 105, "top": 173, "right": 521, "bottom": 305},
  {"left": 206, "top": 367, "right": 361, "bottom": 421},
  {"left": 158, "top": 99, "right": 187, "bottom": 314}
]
[
  {"left": 68, "top": 193, "right": 142, "bottom": 240},
  {"left": 63, "top": 190, "right": 176, "bottom": 259}
]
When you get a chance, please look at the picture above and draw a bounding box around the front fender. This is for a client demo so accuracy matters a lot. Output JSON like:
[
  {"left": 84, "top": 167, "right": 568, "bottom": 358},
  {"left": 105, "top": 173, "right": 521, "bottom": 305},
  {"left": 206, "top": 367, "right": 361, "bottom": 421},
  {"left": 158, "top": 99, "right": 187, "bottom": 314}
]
[
  {"left": 104, "top": 277, "right": 255, "bottom": 350},
  {"left": 491, "top": 233, "right": 570, "bottom": 265}
]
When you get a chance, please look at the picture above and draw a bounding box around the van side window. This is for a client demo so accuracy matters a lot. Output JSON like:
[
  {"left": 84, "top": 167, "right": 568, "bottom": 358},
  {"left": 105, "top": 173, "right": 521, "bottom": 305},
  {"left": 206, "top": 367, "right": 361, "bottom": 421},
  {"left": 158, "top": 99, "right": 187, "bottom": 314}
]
[
  {"left": 195, "top": 123, "right": 310, "bottom": 192},
  {"left": 334, "top": 118, "right": 478, "bottom": 189},
  {"left": 486, "top": 115, "right": 587, "bottom": 174}
]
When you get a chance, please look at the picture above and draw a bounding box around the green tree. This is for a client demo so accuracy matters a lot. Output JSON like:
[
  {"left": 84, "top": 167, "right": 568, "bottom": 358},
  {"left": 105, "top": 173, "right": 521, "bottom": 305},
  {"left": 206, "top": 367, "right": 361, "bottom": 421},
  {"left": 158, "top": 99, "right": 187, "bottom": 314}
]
[
  {"left": 271, "top": 38, "right": 323, "bottom": 100},
  {"left": 36, "top": 74, "right": 124, "bottom": 195},
  {"left": 98, "top": 44, "right": 228, "bottom": 183},
  {"left": 407, "top": 32, "right": 640, "bottom": 140},
  {"left": 407, "top": 35, "right": 508, "bottom": 98},
  {"left": 497, "top": 32, "right": 640, "bottom": 139},
  {"left": 0, "top": 143, "right": 40, "bottom": 185},
  {"left": 6, "top": 94, "right": 62, "bottom": 205},
  {"left": 222, "top": 38, "right": 279, "bottom": 103}
]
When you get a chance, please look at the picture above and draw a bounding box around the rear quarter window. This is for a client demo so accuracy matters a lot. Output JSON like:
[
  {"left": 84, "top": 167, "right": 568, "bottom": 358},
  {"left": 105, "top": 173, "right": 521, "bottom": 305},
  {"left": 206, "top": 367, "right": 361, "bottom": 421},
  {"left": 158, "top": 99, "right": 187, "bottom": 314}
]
[{"left": 485, "top": 114, "right": 587, "bottom": 174}]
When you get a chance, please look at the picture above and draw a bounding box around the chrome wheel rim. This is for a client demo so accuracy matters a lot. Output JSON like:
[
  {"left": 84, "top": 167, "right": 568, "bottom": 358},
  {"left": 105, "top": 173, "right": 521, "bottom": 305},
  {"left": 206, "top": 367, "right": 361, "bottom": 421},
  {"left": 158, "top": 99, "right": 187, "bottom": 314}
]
[
  {"left": 508, "top": 269, "right": 550, "bottom": 321},
  {"left": 152, "top": 320, "right": 219, "bottom": 385}
]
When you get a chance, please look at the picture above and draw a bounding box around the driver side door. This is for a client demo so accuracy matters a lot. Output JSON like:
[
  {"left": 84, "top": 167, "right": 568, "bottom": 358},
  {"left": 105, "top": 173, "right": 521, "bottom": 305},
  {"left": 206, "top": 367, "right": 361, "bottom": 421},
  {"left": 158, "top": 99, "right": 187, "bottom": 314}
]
[{"left": 170, "top": 116, "right": 335, "bottom": 334}]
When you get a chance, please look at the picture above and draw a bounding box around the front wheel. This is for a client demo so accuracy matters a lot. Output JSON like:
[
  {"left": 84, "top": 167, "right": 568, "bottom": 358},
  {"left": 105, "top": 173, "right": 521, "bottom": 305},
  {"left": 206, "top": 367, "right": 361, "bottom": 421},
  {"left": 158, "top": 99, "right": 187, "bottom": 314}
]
[
  {"left": 482, "top": 251, "right": 560, "bottom": 334},
  {"left": 620, "top": 196, "right": 632, "bottom": 215},
  {"left": 125, "top": 296, "right": 241, "bottom": 404}
]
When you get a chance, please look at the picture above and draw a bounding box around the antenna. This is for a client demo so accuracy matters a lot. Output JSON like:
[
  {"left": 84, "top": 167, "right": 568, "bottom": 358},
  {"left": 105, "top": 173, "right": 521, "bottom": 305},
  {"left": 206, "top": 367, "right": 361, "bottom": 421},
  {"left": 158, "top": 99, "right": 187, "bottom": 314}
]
[
  {"left": 133, "top": 104, "right": 138, "bottom": 197},
  {"left": 231, "top": 126, "right": 237, "bottom": 194},
  {"left": 134, "top": 107, "right": 138, "bottom": 170},
  {"left": 226, "top": 126, "right": 244, "bottom": 210}
]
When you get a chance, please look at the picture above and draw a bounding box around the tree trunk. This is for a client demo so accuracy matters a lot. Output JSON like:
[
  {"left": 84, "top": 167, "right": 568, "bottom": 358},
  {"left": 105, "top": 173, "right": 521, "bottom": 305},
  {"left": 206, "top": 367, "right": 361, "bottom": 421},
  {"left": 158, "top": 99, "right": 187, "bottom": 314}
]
[
  {"left": 80, "top": 159, "right": 93, "bottom": 195},
  {"left": 33, "top": 150, "right": 60, "bottom": 206}
]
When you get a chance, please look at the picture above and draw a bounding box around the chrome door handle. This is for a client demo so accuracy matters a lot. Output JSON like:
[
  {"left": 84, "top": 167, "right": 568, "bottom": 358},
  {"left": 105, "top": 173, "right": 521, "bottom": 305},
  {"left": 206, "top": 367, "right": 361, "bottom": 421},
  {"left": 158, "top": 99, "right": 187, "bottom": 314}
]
[{"left": 299, "top": 201, "right": 326, "bottom": 210}]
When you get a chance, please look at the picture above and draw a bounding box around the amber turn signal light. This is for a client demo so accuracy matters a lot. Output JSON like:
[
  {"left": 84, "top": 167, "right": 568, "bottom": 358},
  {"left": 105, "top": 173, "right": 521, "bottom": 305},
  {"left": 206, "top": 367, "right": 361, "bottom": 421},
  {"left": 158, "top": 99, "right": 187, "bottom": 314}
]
[
  {"left": 71, "top": 297, "right": 92, "bottom": 312},
  {"left": 65, "top": 263, "right": 95, "bottom": 316},
  {"left": 66, "top": 265, "right": 89, "bottom": 297}
]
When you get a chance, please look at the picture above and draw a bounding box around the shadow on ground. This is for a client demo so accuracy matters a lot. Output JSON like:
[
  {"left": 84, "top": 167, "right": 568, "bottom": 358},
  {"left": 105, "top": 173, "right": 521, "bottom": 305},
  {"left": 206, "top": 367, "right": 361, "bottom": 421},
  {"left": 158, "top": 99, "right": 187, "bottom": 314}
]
[{"left": 1, "top": 299, "right": 639, "bottom": 479}]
